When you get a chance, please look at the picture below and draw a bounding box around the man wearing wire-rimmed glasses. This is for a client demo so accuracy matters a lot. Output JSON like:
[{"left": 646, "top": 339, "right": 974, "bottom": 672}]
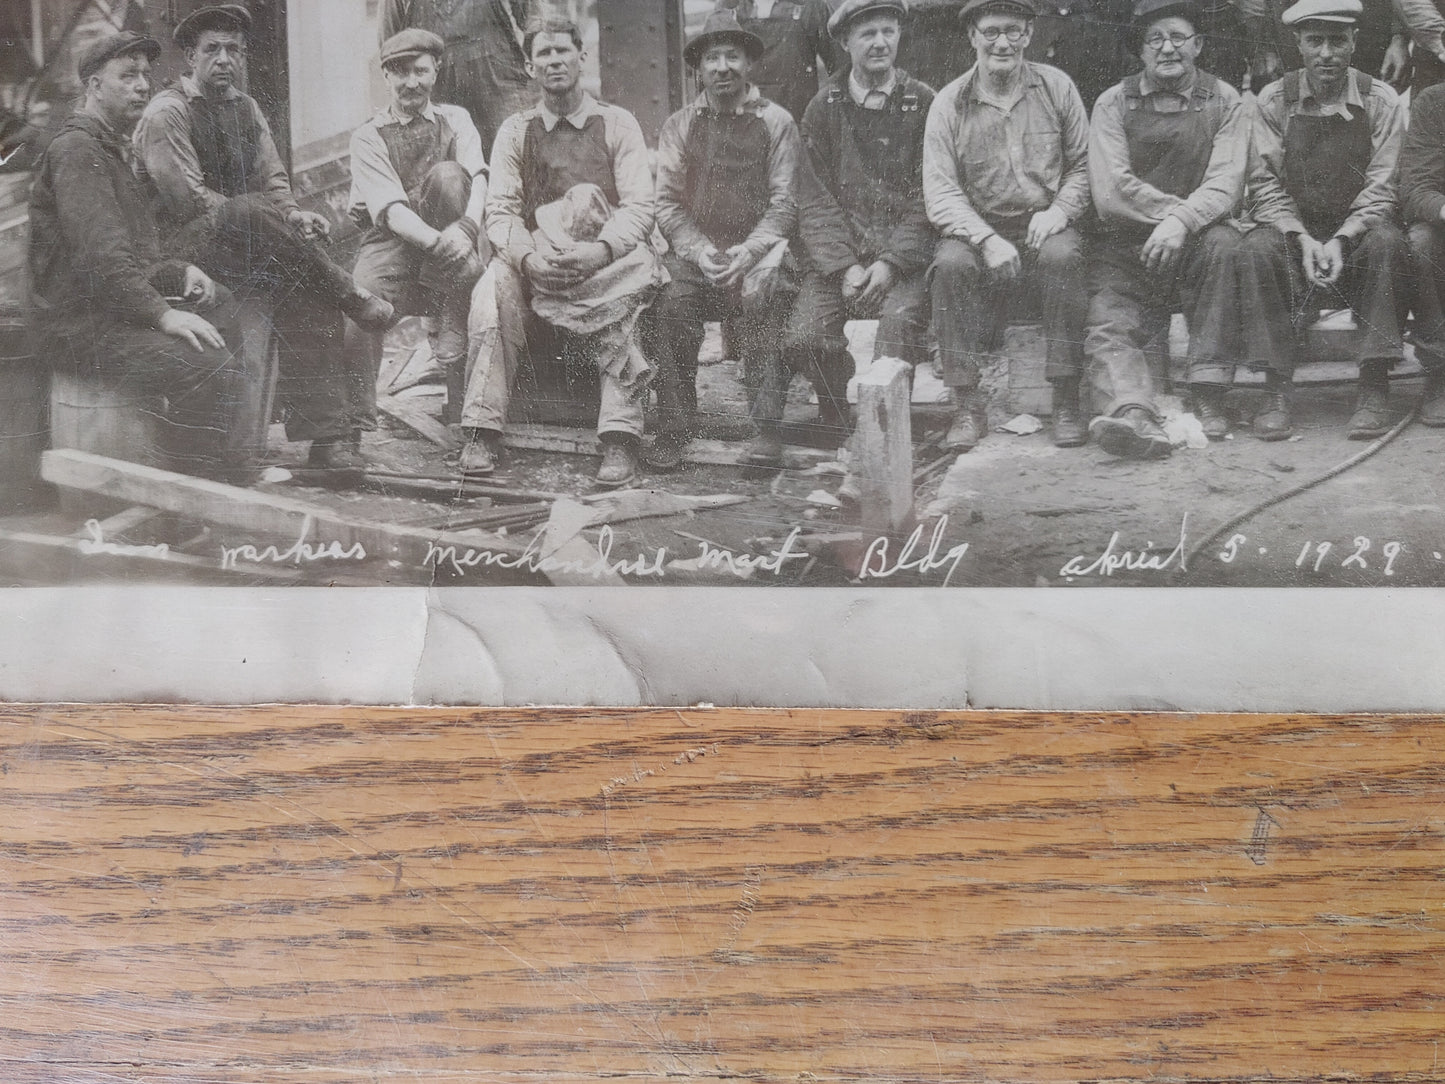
[{"left": 1083, "top": 0, "right": 1250, "bottom": 459}]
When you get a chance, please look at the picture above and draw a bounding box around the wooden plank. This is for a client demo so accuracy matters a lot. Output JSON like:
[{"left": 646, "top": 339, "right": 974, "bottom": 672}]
[
  {"left": 378, "top": 392, "right": 459, "bottom": 450},
  {"left": 854, "top": 357, "right": 914, "bottom": 533},
  {"left": 37, "top": 448, "right": 572, "bottom": 583},
  {"left": 0, "top": 707, "right": 1441, "bottom": 1082},
  {"left": 506, "top": 422, "right": 834, "bottom": 469}
]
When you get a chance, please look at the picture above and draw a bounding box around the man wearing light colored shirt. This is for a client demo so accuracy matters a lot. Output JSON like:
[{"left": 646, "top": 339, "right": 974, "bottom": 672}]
[
  {"left": 924, "top": 0, "right": 1090, "bottom": 451},
  {"left": 343, "top": 29, "right": 489, "bottom": 440},
  {"left": 646, "top": 10, "right": 801, "bottom": 469},
  {"left": 1240, "top": 0, "right": 1408, "bottom": 442},
  {"left": 458, "top": 20, "right": 661, "bottom": 487},
  {"left": 1083, "top": 0, "right": 1250, "bottom": 459}
]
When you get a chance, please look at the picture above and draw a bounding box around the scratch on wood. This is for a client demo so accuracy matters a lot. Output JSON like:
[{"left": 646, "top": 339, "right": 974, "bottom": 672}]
[{"left": 1246, "top": 807, "right": 1281, "bottom": 865}]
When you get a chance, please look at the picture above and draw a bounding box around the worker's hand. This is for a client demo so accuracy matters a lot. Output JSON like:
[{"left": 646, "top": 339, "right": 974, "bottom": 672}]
[
  {"left": 431, "top": 221, "right": 476, "bottom": 272},
  {"left": 522, "top": 251, "right": 584, "bottom": 291},
  {"left": 286, "top": 208, "right": 331, "bottom": 240},
  {"left": 159, "top": 308, "right": 226, "bottom": 352},
  {"left": 855, "top": 259, "right": 896, "bottom": 310},
  {"left": 1302, "top": 235, "right": 1344, "bottom": 287},
  {"left": 697, "top": 245, "right": 730, "bottom": 283},
  {"left": 1025, "top": 205, "right": 1069, "bottom": 251},
  {"left": 181, "top": 265, "right": 216, "bottom": 307},
  {"left": 841, "top": 263, "right": 868, "bottom": 300},
  {"left": 980, "top": 234, "right": 1021, "bottom": 280},
  {"left": 714, "top": 244, "right": 759, "bottom": 289},
  {"left": 1381, "top": 34, "right": 1410, "bottom": 87},
  {"left": 551, "top": 240, "right": 612, "bottom": 277},
  {"left": 1141, "top": 216, "right": 1188, "bottom": 274}
]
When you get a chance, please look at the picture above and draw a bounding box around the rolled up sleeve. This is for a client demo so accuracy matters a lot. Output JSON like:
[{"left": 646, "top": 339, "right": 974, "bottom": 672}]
[{"left": 348, "top": 122, "right": 410, "bottom": 227}]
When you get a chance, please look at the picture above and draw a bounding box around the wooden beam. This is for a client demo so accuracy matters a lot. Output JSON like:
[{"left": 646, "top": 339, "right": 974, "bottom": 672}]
[
  {"left": 377, "top": 393, "right": 459, "bottom": 450},
  {"left": 504, "top": 423, "right": 835, "bottom": 469},
  {"left": 854, "top": 357, "right": 915, "bottom": 533},
  {"left": 37, "top": 449, "right": 628, "bottom": 586}
]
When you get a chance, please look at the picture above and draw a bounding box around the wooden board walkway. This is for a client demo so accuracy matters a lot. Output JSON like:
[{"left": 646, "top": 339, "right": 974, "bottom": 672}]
[{"left": 0, "top": 708, "right": 1441, "bottom": 1082}]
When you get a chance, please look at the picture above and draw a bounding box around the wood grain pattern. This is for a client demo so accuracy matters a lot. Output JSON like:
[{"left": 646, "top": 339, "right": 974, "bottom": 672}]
[{"left": 0, "top": 708, "right": 1441, "bottom": 1082}]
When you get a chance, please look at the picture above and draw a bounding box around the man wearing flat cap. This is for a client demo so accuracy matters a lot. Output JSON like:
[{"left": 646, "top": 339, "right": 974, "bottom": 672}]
[
  {"left": 1083, "top": 0, "right": 1250, "bottom": 459},
  {"left": 924, "top": 0, "right": 1091, "bottom": 451},
  {"left": 785, "top": 0, "right": 935, "bottom": 444},
  {"left": 343, "top": 28, "right": 489, "bottom": 441},
  {"left": 1242, "top": 0, "right": 1408, "bottom": 441},
  {"left": 134, "top": 3, "right": 394, "bottom": 485},
  {"left": 457, "top": 19, "right": 662, "bottom": 487},
  {"left": 646, "top": 9, "right": 802, "bottom": 468},
  {"left": 28, "top": 32, "right": 251, "bottom": 482}
]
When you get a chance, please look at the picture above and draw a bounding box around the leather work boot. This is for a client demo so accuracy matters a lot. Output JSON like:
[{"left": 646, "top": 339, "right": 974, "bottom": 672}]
[
  {"left": 1348, "top": 367, "right": 1392, "bottom": 440},
  {"left": 305, "top": 438, "right": 366, "bottom": 488},
  {"left": 1421, "top": 370, "right": 1445, "bottom": 428},
  {"left": 458, "top": 428, "right": 504, "bottom": 477},
  {"left": 1191, "top": 384, "right": 1230, "bottom": 440},
  {"left": 944, "top": 393, "right": 988, "bottom": 452},
  {"left": 1050, "top": 381, "right": 1087, "bottom": 448},
  {"left": 744, "top": 426, "right": 785, "bottom": 467},
  {"left": 1253, "top": 388, "right": 1293, "bottom": 441},
  {"left": 339, "top": 288, "right": 398, "bottom": 333},
  {"left": 596, "top": 437, "right": 639, "bottom": 488},
  {"left": 1088, "top": 407, "right": 1172, "bottom": 460}
]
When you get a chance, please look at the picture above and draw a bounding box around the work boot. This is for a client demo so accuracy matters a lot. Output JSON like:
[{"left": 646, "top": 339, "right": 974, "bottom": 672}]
[
  {"left": 458, "top": 428, "right": 504, "bottom": 477},
  {"left": 645, "top": 432, "right": 688, "bottom": 472},
  {"left": 339, "top": 287, "right": 398, "bottom": 333},
  {"left": 1088, "top": 407, "right": 1172, "bottom": 460},
  {"left": 596, "top": 436, "right": 639, "bottom": 488},
  {"left": 944, "top": 392, "right": 988, "bottom": 452},
  {"left": 1421, "top": 370, "right": 1445, "bottom": 428},
  {"left": 1050, "top": 381, "right": 1087, "bottom": 448},
  {"left": 1253, "top": 386, "right": 1293, "bottom": 442},
  {"left": 1192, "top": 384, "right": 1230, "bottom": 440},
  {"left": 305, "top": 438, "right": 366, "bottom": 488},
  {"left": 744, "top": 426, "right": 785, "bottom": 466},
  {"left": 1348, "top": 366, "right": 1392, "bottom": 440}
]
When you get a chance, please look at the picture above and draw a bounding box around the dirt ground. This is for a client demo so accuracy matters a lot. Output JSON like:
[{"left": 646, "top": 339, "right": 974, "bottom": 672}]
[{"left": 13, "top": 317, "right": 1445, "bottom": 589}]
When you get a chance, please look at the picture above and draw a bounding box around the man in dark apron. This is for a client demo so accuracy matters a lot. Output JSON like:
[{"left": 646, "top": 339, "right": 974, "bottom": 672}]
[
  {"left": 647, "top": 10, "right": 801, "bottom": 468},
  {"left": 789, "top": 0, "right": 935, "bottom": 447},
  {"left": 1083, "top": 0, "right": 1250, "bottom": 459},
  {"left": 456, "top": 20, "right": 661, "bottom": 486},
  {"left": 344, "top": 30, "right": 489, "bottom": 444},
  {"left": 1241, "top": 0, "right": 1407, "bottom": 441}
]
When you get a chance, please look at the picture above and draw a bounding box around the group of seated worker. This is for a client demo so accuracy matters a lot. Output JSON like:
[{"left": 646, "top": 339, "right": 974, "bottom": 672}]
[{"left": 29, "top": 0, "right": 1445, "bottom": 494}]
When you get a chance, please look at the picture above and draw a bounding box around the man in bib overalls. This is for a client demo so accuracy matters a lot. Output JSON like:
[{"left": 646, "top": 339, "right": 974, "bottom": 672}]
[
  {"left": 1242, "top": 0, "right": 1407, "bottom": 441},
  {"left": 344, "top": 29, "right": 489, "bottom": 445},
  {"left": 1084, "top": 0, "right": 1250, "bottom": 459},
  {"left": 787, "top": 0, "right": 935, "bottom": 445},
  {"left": 648, "top": 10, "right": 801, "bottom": 469}
]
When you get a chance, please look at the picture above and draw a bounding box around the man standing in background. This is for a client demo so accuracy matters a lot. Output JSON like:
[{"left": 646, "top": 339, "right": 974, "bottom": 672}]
[{"left": 381, "top": 0, "right": 535, "bottom": 151}]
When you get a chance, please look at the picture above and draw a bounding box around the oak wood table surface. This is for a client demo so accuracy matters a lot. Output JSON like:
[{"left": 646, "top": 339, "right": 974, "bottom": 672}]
[{"left": 0, "top": 708, "right": 1440, "bottom": 1083}]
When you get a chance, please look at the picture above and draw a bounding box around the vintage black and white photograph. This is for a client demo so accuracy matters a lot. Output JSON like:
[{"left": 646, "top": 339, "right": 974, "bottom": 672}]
[{"left": 4, "top": 0, "right": 1445, "bottom": 591}]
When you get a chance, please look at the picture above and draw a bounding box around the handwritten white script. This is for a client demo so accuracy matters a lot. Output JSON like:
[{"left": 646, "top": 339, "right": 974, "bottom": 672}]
[
  {"left": 857, "top": 517, "right": 970, "bottom": 585},
  {"left": 76, "top": 519, "right": 169, "bottom": 559},
  {"left": 1059, "top": 514, "right": 1188, "bottom": 578},
  {"left": 220, "top": 518, "right": 367, "bottom": 570}
]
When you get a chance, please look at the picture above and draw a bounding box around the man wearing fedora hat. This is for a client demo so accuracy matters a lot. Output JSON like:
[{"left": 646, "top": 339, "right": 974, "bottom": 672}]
[
  {"left": 29, "top": 31, "right": 251, "bottom": 482},
  {"left": 1083, "top": 0, "right": 1249, "bottom": 459},
  {"left": 647, "top": 9, "right": 802, "bottom": 468},
  {"left": 718, "top": 0, "right": 842, "bottom": 123},
  {"left": 343, "top": 28, "right": 489, "bottom": 444},
  {"left": 134, "top": 4, "right": 394, "bottom": 486},
  {"left": 786, "top": 0, "right": 935, "bottom": 444},
  {"left": 924, "top": 0, "right": 1091, "bottom": 452},
  {"left": 1242, "top": 0, "right": 1408, "bottom": 441}
]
